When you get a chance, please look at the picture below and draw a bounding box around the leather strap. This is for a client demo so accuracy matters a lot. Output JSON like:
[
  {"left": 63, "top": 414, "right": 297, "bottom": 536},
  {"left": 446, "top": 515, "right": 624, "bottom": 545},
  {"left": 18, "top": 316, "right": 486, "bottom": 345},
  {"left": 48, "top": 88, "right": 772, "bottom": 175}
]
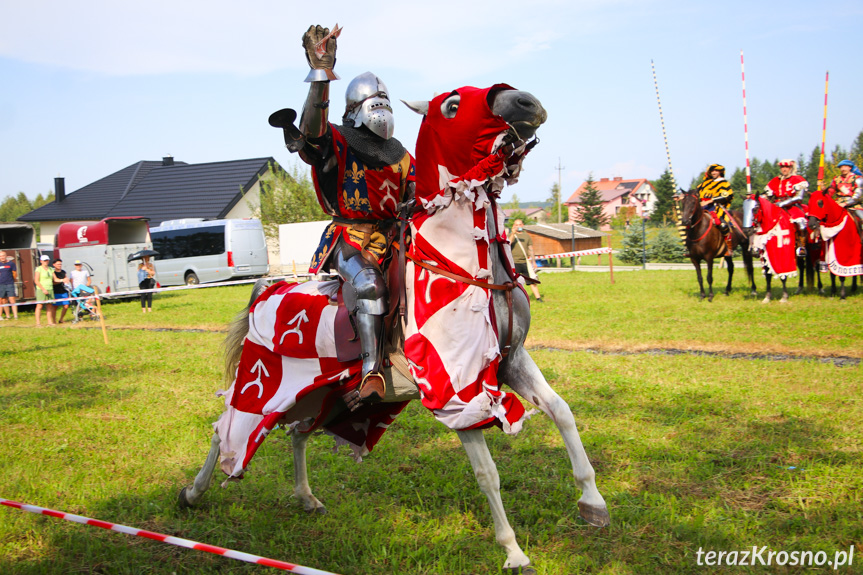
[{"left": 393, "top": 241, "right": 515, "bottom": 358}]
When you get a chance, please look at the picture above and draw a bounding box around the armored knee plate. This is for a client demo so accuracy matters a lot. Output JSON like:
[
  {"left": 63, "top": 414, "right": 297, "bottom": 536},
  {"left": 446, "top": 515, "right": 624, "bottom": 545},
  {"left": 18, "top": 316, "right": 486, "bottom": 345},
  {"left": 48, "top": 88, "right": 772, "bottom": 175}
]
[{"left": 336, "top": 247, "right": 387, "bottom": 316}]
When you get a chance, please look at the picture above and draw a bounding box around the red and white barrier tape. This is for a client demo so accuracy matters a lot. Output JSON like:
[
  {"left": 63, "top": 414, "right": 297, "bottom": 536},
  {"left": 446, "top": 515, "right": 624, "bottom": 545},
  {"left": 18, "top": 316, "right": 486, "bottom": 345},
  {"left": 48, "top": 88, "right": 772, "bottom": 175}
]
[
  {"left": 0, "top": 498, "right": 341, "bottom": 574},
  {"left": 0, "top": 274, "right": 316, "bottom": 309},
  {"left": 540, "top": 246, "right": 613, "bottom": 259}
]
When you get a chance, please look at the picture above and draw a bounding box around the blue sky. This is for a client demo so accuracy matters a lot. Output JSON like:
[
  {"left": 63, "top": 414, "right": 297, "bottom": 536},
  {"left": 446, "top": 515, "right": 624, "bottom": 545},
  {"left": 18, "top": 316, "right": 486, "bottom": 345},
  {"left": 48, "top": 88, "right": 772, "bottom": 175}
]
[{"left": 2, "top": 0, "right": 861, "bottom": 206}]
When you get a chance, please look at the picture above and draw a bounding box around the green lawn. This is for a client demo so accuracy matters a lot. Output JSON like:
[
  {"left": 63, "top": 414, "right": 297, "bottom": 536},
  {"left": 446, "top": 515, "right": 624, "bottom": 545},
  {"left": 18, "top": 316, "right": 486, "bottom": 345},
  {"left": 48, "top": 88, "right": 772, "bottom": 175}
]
[{"left": 1, "top": 274, "right": 860, "bottom": 574}]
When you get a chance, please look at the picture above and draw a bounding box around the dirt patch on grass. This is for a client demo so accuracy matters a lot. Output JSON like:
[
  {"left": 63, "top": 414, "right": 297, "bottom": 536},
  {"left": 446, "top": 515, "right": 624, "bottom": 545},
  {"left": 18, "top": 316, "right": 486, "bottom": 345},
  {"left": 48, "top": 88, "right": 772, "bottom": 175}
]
[{"left": 527, "top": 338, "right": 861, "bottom": 366}]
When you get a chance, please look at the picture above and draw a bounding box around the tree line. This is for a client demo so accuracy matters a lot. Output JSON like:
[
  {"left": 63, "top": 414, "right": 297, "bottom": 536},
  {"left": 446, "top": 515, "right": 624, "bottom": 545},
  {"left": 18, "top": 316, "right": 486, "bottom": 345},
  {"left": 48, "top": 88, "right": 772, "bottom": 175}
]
[{"left": 0, "top": 191, "right": 55, "bottom": 237}]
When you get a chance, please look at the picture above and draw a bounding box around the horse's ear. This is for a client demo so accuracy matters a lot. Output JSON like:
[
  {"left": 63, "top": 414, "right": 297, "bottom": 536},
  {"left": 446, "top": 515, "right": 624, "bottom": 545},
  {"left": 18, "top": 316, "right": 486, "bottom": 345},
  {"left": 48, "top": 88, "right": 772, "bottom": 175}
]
[{"left": 401, "top": 99, "right": 429, "bottom": 116}]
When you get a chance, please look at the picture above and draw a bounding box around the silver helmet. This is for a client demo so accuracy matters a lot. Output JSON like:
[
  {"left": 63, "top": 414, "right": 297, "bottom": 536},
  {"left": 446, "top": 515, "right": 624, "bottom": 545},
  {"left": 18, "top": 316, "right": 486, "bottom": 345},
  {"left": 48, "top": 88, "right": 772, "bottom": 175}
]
[{"left": 343, "top": 72, "right": 394, "bottom": 140}]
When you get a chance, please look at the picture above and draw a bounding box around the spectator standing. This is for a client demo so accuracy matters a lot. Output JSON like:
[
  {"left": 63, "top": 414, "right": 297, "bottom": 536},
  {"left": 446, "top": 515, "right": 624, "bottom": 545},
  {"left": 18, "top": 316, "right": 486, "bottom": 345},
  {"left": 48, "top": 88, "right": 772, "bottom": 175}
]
[
  {"left": 0, "top": 250, "right": 18, "bottom": 320},
  {"left": 34, "top": 255, "right": 55, "bottom": 327},
  {"left": 137, "top": 256, "right": 156, "bottom": 313},
  {"left": 52, "top": 259, "right": 71, "bottom": 324},
  {"left": 509, "top": 219, "right": 543, "bottom": 302}
]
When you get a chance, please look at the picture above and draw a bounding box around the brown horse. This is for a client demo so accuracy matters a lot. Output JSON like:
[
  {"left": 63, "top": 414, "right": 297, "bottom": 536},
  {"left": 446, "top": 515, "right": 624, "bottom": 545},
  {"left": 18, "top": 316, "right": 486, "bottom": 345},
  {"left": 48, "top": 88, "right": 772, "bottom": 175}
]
[{"left": 680, "top": 190, "right": 756, "bottom": 301}]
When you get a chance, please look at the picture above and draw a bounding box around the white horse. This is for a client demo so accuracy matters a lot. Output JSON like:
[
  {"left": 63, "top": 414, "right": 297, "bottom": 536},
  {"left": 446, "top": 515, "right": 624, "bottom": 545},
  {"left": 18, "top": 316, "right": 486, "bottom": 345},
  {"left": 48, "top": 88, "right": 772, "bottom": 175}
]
[{"left": 180, "top": 84, "right": 608, "bottom": 574}]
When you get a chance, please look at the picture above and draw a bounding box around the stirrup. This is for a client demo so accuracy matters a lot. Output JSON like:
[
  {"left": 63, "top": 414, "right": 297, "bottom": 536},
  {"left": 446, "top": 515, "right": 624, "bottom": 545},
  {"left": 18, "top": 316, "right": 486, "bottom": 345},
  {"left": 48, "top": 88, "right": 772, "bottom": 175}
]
[{"left": 358, "top": 371, "right": 386, "bottom": 403}]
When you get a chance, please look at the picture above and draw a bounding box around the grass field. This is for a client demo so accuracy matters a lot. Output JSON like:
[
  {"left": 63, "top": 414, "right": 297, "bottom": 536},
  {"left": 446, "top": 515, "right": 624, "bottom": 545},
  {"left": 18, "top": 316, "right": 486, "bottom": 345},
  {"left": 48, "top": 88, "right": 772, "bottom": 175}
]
[{"left": 1, "top": 271, "right": 861, "bottom": 574}]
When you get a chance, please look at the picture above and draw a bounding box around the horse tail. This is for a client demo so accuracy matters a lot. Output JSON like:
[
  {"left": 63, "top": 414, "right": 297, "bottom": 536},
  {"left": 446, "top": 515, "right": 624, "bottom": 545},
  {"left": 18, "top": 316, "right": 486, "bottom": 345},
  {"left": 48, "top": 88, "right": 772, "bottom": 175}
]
[{"left": 224, "top": 279, "right": 269, "bottom": 384}]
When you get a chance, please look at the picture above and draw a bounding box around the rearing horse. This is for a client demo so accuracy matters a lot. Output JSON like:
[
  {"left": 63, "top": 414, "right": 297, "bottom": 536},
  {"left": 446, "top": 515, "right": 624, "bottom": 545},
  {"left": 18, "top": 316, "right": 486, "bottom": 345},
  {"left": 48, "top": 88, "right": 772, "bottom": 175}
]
[
  {"left": 180, "top": 84, "right": 609, "bottom": 575},
  {"left": 680, "top": 190, "right": 755, "bottom": 300}
]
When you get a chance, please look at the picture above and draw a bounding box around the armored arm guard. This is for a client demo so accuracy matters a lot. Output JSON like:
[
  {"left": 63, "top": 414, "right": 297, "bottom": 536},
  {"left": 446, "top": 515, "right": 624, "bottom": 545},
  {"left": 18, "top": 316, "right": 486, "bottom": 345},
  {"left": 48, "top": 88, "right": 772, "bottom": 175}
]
[
  {"left": 299, "top": 25, "right": 339, "bottom": 139},
  {"left": 777, "top": 181, "right": 808, "bottom": 208},
  {"left": 846, "top": 178, "right": 863, "bottom": 208}
]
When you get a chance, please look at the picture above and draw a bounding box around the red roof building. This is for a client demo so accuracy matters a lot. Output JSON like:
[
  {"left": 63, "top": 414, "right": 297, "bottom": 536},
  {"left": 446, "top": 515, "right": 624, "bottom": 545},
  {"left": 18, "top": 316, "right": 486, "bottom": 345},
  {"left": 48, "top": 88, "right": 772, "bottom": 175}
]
[{"left": 564, "top": 177, "right": 656, "bottom": 230}]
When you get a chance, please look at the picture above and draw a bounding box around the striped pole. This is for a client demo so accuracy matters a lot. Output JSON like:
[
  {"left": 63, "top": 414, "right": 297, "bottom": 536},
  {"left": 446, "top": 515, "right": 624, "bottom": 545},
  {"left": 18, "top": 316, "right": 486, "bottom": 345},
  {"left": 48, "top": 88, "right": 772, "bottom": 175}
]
[
  {"left": 817, "top": 71, "right": 829, "bottom": 190},
  {"left": 651, "top": 60, "right": 686, "bottom": 240},
  {"left": 740, "top": 51, "right": 752, "bottom": 196},
  {"left": 1, "top": 498, "right": 341, "bottom": 575}
]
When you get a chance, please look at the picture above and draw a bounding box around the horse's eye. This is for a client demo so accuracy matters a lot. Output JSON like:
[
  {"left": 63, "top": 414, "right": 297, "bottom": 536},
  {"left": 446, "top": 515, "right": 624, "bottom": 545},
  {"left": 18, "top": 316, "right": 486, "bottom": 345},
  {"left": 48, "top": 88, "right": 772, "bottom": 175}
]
[
  {"left": 440, "top": 94, "right": 460, "bottom": 119},
  {"left": 817, "top": 200, "right": 824, "bottom": 208}
]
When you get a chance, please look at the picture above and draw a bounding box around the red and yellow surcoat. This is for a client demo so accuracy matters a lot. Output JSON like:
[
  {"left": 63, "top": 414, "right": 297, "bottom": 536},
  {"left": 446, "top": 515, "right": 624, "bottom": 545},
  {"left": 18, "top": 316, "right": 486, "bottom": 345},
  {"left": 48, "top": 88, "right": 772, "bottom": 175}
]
[
  {"left": 827, "top": 173, "right": 860, "bottom": 203},
  {"left": 308, "top": 125, "right": 415, "bottom": 273}
]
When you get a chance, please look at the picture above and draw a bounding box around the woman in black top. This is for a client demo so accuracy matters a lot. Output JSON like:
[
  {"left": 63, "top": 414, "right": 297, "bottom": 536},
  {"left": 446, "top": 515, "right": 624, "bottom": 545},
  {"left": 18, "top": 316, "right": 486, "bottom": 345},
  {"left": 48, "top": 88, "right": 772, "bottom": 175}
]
[{"left": 51, "top": 259, "right": 70, "bottom": 324}]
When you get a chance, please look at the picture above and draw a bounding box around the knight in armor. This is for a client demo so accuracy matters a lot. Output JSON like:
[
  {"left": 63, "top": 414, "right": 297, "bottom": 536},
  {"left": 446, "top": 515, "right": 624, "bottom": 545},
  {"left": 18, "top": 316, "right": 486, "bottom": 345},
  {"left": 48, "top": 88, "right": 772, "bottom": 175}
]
[
  {"left": 269, "top": 25, "right": 415, "bottom": 407},
  {"left": 696, "top": 164, "right": 735, "bottom": 251},
  {"left": 764, "top": 159, "right": 809, "bottom": 256},
  {"left": 826, "top": 159, "right": 863, "bottom": 213}
]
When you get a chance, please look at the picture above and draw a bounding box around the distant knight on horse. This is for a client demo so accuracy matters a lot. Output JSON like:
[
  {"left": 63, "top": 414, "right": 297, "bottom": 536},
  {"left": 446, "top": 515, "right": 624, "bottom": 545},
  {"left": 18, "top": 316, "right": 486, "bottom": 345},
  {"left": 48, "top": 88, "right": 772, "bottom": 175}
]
[
  {"left": 696, "top": 163, "right": 736, "bottom": 252},
  {"left": 764, "top": 159, "right": 809, "bottom": 257}
]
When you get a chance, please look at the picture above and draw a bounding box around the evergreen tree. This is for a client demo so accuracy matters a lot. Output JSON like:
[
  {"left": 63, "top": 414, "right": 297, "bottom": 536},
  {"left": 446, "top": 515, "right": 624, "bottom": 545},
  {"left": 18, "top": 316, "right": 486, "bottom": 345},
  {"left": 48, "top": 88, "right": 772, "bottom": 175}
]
[
  {"left": 618, "top": 223, "right": 647, "bottom": 265},
  {"left": 648, "top": 227, "right": 685, "bottom": 263},
  {"left": 851, "top": 129, "right": 863, "bottom": 158},
  {"left": 572, "top": 174, "right": 609, "bottom": 230},
  {"left": 648, "top": 169, "right": 676, "bottom": 225},
  {"left": 254, "top": 160, "right": 321, "bottom": 239},
  {"left": 803, "top": 146, "right": 821, "bottom": 188}
]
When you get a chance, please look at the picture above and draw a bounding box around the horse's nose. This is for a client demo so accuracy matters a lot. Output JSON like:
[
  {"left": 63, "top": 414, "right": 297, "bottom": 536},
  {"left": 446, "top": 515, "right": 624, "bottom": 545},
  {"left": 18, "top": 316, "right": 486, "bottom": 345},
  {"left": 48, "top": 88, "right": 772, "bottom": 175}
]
[{"left": 517, "top": 95, "right": 547, "bottom": 124}]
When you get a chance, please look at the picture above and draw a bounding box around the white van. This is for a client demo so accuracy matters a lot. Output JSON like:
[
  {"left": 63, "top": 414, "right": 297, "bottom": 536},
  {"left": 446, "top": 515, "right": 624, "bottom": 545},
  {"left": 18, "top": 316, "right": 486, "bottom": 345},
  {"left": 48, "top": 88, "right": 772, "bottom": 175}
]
[{"left": 150, "top": 218, "right": 269, "bottom": 286}]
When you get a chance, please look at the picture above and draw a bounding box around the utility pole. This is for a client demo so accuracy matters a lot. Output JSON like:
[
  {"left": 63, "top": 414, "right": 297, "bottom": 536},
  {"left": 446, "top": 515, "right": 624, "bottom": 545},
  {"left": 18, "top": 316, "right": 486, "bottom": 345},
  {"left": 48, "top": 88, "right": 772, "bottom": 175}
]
[{"left": 554, "top": 158, "right": 565, "bottom": 223}]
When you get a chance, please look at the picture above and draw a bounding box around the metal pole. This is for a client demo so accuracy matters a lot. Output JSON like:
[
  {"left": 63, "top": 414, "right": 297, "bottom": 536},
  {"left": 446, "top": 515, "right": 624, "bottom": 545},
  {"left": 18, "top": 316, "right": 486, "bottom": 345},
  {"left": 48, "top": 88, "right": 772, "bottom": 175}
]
[
  {"left": 570, "top": 224, "right": 575, "bottom": 270},
  {"left": 641, "top": 217, "right": 647, "bottom": 270},
  {"left": 740, "top": 50, "right": 752, "bottom": 196},
  {"left": 555, "top": 158, "right": 565, "bottom": 223},
  {"left": 607, "top": 233, "right": 615, "bottom": 284},
  {"left": 817, "top": 71, "right": 829, "bottom": 190}
]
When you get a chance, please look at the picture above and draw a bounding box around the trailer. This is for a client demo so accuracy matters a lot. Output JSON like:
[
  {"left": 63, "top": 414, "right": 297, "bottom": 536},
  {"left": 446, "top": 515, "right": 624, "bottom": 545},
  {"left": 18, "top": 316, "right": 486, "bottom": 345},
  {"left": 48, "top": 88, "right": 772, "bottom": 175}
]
[
  {"left": 0, "top": 222, "right": 39, "bottom": 300},
  {"left": 55, "top": 218, "right": 151, "bottom": 294}
]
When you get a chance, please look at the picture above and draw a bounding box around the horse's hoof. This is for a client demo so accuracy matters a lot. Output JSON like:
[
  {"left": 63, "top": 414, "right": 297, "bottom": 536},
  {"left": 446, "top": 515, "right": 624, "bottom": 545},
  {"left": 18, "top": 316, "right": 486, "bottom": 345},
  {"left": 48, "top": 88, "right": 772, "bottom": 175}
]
[
  {"left": 504, "top": 564, "right": 536, "bottom": 575},
  {"left": 304, "top": 506, "right": 327, "bottom": 515},
  {"left": 178, "top": 487, "right": 194, "bottom": 509},
  {"left": 578, "top": 501, "right": 610, "bottom": 528},
  {"left": 761, "top": 297, "right": 770, "bottom": 304},
  {"left": 780, "top": 296, "right": 789, "bottom": 303},
  {"left": 707, "top": 294, "right": 714, "bottom": 302},
  {"left": 794, "top": 286, "right": 803, "bottom": 295}
]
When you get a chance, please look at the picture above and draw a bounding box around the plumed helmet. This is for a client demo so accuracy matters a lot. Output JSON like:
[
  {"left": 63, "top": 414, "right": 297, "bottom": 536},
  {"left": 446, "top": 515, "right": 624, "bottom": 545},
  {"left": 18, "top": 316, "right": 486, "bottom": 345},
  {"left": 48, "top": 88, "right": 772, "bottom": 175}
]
[{"left": 343, "top": 72, "right": 394, "bottom": 140}]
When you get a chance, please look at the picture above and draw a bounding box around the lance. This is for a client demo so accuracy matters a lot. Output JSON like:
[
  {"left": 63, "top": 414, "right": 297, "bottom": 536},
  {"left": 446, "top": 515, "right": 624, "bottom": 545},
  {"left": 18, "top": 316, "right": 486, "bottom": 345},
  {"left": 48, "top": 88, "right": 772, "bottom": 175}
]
[
  {"left": 740, "top": 51, "right": 753, "bottom": 197},
  {"left": 651, "top": 60, "right": 685, "bottom": 239},
  {"left": 817, "top": 71, "right": 829, "bottom": 190}
]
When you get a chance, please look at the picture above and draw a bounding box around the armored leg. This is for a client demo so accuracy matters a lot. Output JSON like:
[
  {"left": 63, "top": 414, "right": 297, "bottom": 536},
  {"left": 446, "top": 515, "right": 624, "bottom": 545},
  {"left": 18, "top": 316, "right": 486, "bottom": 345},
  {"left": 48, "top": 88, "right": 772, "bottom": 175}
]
[{"left": 335, "top": 242, "right": 388, "bottom": 407}]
